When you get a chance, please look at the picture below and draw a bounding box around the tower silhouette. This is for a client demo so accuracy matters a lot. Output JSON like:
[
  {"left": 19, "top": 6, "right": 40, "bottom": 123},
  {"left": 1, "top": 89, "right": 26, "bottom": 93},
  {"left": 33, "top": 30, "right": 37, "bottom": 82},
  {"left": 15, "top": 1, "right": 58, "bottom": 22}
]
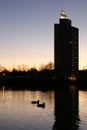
[{"left": 54, "top": 11, "right": 79, "bottom": 80}]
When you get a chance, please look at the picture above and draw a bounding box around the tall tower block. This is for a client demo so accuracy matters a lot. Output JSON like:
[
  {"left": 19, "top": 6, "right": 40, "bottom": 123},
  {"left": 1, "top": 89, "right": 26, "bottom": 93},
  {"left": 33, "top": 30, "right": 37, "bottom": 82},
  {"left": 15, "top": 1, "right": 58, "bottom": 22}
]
[{"left": 54, "top": 11, "right": 79, "bottom": 80}]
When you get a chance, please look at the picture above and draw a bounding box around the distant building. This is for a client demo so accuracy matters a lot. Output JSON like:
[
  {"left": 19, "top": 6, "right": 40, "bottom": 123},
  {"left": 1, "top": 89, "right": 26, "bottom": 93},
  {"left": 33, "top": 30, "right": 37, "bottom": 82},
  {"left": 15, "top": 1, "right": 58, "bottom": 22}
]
[{"left": 54, "top": 10, "right": 79, "bottom": 80}]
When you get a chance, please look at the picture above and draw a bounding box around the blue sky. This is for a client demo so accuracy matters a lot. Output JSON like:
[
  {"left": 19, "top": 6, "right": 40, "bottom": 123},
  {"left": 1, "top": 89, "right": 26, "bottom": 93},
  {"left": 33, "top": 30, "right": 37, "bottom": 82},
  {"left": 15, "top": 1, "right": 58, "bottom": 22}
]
[{"left": 0, "top": 0, "right": 87, "bottom": 70}]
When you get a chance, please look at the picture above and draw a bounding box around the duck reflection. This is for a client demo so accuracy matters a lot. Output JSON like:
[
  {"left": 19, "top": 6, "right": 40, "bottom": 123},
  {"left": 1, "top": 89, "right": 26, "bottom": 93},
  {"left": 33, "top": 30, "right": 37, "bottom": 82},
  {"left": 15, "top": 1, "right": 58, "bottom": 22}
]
[{"left": 53, "top": 85, "right": 80, "bottom": 130}]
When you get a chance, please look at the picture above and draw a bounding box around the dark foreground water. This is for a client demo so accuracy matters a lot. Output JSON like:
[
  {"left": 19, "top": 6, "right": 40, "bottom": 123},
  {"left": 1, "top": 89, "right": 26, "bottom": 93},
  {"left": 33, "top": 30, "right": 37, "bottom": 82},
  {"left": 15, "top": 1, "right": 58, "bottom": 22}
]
[{"left": 0, "top": 85, "right": 87, "bottom": 130}]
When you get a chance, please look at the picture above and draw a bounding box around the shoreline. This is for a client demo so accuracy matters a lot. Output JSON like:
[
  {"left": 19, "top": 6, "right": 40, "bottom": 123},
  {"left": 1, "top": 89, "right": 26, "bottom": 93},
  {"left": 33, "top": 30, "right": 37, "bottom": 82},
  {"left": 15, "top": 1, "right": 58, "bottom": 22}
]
[{"left": 0, "top": 78, "right": 86, "bottom": 90}]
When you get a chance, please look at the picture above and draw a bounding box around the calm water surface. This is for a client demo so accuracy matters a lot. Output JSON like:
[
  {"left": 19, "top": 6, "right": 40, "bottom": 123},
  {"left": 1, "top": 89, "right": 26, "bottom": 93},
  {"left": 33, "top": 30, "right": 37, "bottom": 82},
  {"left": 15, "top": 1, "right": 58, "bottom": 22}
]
[
  {"left": 79, "top": 90, "right": 87, "bottom": 130},
  {"left": 0, "top": 86, "right": 87, "bottom": 130},
  {"left": 0, "top": 87, "right": 54, "bottom": 130}
]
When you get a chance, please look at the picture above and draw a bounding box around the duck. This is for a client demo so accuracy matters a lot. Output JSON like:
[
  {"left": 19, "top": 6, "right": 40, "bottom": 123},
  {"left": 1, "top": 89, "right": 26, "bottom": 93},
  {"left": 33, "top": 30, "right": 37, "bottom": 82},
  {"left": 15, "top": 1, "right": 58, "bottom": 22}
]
[
  {"left": 37, "top": 102, "right": 45, "bottom": 108},
  {"left": 31, "top": 100, "right": 39, "bottom": 104}
]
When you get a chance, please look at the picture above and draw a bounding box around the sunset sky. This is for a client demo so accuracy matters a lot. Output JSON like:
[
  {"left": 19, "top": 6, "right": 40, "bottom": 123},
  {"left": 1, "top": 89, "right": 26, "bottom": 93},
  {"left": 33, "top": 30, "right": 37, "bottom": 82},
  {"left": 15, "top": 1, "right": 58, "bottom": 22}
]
[{"left": 0, "top": 0, "right": 87, "bottom": 70}]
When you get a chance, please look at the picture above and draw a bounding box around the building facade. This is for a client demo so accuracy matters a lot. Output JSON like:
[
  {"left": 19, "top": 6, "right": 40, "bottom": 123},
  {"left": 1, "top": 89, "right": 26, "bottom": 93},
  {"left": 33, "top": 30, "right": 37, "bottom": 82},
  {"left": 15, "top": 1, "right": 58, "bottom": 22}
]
[{"left": 54, "top": 11, "right": 79, "bottom": 80}]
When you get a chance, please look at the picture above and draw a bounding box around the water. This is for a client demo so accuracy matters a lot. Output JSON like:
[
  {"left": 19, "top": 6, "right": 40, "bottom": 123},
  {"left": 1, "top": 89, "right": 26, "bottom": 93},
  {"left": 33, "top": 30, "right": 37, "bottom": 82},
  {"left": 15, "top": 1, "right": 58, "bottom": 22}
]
[
  {"left": 79, "top": 90, "right": 87, "bottom": 130},
  {"left": 0, "top": 87, "right": 54, "bottom": 130},
  {"left": 0, "top": 85, "right": 87, "bottom": 130}
]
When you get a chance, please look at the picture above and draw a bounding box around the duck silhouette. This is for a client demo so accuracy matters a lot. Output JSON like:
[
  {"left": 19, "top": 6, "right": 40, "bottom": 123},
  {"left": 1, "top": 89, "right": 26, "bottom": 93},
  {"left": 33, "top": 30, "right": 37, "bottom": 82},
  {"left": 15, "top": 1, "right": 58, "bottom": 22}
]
[
  {"left": 31, "top": 100, "right": 39, "bottom": 104},
  {"left": 37, "top": 101, "right": 45, "bottom": 108}
]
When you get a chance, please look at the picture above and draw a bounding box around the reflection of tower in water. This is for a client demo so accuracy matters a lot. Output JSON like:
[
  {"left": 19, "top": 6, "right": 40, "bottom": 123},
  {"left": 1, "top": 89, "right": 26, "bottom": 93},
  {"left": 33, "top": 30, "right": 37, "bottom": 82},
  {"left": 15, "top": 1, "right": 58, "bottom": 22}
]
[
  {"left": 53, "top": 85, "right": 79, "bottom": 130},
  {"left": 3, "top": 86, "right": 5, "bottom": 100}
]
